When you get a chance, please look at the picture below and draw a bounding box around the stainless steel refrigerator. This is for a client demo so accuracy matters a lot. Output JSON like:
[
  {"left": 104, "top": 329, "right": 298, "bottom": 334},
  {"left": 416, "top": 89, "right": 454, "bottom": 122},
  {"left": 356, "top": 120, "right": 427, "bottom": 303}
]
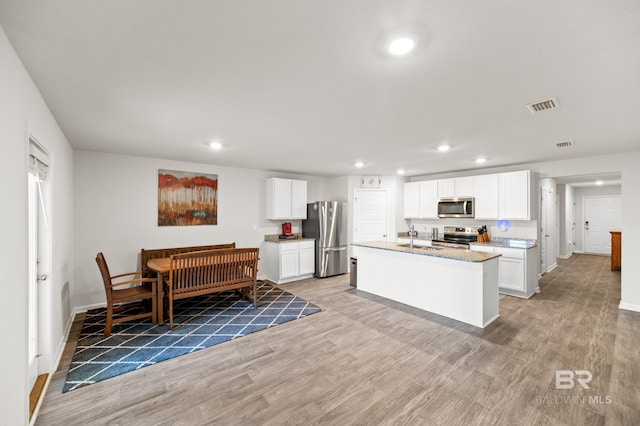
[{"left": 302, "top": 201, "right": 348, "bottom": 278}]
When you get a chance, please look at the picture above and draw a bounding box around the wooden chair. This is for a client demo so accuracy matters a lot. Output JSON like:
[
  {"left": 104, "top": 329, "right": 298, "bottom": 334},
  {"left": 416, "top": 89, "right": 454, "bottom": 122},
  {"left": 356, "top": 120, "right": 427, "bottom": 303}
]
[{"left": 96, "top": 252, "right": 158, "bottom": 336}]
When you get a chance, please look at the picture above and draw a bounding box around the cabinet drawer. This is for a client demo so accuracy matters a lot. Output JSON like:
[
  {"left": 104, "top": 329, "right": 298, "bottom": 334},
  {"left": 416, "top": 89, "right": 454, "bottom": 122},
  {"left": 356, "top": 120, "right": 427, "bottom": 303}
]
[
  {"left": 494, "top": 247, "right": 525, "bottom": 259},
  {"left": 298, "top": 240, "right": 315, "bottom": 250},
  {"left": 469, "top": 244, "right": 494, "bottom": 254},
  {"left": 280, "top": 242, "right": 299, "bottom": 253}
]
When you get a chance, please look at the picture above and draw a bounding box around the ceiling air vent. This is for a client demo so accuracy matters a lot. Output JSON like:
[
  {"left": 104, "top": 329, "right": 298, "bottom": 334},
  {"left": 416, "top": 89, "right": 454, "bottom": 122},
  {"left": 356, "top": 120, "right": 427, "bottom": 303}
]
[
  {"left": 555, "top": 141, "right": 575, "bottom": 148},
  {"left": 526, "top": 97, "right": 559, "bottom": 113}
]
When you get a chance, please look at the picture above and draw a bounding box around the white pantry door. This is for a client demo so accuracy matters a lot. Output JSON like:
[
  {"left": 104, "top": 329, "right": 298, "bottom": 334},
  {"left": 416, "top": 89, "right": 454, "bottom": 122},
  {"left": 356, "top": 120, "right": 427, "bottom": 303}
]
[
  {"left": 353, "top": 189, "right": 389, "bottom": 257},
  {"left": 584, "top": 196, "right": 621, "bottom": 254}
]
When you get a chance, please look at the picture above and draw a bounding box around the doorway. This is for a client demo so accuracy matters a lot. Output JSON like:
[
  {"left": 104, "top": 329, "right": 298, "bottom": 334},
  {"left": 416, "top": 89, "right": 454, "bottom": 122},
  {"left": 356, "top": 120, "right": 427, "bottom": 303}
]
[
  {"left": 27, "top": 137, "right": 52, "bottom": 410},
  {"left": 583, "top": 196, "right": 621, "bottom": 254}
]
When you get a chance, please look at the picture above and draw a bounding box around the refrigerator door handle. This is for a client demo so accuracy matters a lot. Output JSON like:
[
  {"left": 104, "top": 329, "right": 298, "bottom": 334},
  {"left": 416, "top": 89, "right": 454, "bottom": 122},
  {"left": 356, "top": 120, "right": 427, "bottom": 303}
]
[{"left": 324, "top": 247, "right": 347, "bottom": 251}]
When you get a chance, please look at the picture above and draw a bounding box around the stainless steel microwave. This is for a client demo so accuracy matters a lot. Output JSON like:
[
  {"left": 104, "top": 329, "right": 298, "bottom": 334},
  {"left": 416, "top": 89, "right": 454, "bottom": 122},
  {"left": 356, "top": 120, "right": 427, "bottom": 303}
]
[{"left": 438, "top": 198, "right": 475, "bottom": 218}]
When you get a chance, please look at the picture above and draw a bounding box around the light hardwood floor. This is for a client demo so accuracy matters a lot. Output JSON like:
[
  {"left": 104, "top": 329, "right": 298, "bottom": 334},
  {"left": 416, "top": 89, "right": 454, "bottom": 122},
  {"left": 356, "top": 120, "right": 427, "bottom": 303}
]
[{"left": 37, "top": 254, "right": 640, "bottom": 425}]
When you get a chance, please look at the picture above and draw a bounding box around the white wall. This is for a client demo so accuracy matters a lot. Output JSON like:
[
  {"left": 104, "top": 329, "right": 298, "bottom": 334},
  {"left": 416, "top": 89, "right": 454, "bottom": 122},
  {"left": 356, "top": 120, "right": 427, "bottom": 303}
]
[
  {"left": 73, "top": 150, "right": 327, "bottom": 308},
  {"left": 572, "top": 185, "right": 621, "bottom": 253},
  {"left": 0, "top": 25, "right": 75, "bottom": 425},
  {"left": 619, "top": 153, "right": 640, "bottom": 311}
]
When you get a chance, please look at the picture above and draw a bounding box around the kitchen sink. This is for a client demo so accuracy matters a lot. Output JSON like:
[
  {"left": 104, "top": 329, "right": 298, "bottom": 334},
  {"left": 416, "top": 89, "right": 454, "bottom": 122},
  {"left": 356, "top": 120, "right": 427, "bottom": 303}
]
[{"left": 396, "top": 243, "right": 442, "bottom": 251}]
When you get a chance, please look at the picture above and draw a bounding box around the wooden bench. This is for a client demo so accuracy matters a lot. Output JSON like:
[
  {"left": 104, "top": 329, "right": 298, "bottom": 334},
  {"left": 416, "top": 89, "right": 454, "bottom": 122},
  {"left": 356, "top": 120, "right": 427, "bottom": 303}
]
[
  {"left": 168, "top": 248, "right": 260, "bottom": 328},
  {"left": 141, "top": 243, "right": 236, "bottom": 278}
]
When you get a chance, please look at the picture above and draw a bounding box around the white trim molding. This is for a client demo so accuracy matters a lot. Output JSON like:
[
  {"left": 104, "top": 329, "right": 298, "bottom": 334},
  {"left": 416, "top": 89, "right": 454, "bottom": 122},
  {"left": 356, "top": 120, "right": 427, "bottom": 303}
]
[{"left": 619, "top": 302, "right": 640, "bottom": 313}]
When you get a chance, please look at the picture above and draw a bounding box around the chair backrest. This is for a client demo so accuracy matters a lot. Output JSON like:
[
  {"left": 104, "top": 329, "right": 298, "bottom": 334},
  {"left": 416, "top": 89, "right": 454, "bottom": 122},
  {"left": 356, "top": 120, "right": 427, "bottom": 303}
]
[
  {"left": 140, "top": 243, "right": 236, "bottom": 277},
  {"left": 168, "top": 248, "right": 259, "bottom": 296},
  {"left": 95, "top": 252, "right": 113, "bottom": 303}
]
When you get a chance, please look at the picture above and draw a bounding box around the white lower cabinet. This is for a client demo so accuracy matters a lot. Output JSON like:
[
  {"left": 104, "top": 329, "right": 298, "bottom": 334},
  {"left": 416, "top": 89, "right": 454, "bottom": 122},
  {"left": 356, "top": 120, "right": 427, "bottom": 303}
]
[
  {"left": 265, "top": 240, "right": 315, "bottom": 284},
  {"left": 499, "top": 257, "right": 525, "bottom": 291},
  {"left": 469, "top": 244, "right": 539, "bottom": 298}
]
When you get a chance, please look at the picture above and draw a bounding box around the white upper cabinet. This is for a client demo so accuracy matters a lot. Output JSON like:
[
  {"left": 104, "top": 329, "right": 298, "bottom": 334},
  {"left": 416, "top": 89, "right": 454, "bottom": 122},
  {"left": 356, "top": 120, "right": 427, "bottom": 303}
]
[
  {"left": 404, "top": 170, "right": 532, "bottom": 221},
  {"left": 291, "top": 180, "right": 307, "bottom": 219},
  {"left": 403, "top": 182, "right": 420, "bottom": 219},
  {"left": 438, "top": 177, "right": 474, "bottom": 199},
  {"left": 437, "top": 179, "right": 455, "bottom": 199},
  {"left": 404, "top": 181, "right": 438, "bottom": 219},
  {"left": 266, "top": 178, "right": 308, "bottom": 220},
  {"left": 418, "top": 180, "right": 439, "bottom": 218},
  {"left": 473, "top": 174, "right": 500, "bottom": 219},
  {"left": 499, "top": 171, "right": 530, "bottom": 220}
]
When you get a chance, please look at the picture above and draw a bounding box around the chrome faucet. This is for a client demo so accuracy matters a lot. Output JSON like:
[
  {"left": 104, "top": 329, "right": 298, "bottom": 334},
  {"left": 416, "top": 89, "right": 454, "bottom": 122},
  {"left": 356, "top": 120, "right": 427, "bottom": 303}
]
[{"left": 410, "top": 225, "right": 415, "bottom": 249}]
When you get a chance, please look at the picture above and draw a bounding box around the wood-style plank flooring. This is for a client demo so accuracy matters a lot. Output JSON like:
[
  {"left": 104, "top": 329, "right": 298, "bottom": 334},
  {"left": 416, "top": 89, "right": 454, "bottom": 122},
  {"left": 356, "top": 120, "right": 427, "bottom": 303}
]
[{"left": 37, "top": 254, "right": 640, "bottom": 425}]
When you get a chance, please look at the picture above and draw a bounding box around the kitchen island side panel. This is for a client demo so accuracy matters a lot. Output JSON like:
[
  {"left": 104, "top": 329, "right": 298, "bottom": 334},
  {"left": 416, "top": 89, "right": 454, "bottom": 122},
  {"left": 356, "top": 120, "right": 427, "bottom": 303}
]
[{"left": 357, "top": 246, "right": 499, "bottom": 328}]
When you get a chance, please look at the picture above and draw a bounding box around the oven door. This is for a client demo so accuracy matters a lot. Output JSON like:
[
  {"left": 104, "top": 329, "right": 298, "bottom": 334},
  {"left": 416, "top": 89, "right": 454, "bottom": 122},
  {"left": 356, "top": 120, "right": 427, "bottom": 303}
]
[{"left": 438, "top": 198, "right": 474, "bottom": 218}]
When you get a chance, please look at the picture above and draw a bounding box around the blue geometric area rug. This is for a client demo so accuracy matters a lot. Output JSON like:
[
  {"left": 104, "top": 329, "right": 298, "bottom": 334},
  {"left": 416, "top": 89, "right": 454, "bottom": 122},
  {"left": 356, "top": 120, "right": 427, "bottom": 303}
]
[{"left": 63, "top": 281, "right": 321, "bottom": 392}]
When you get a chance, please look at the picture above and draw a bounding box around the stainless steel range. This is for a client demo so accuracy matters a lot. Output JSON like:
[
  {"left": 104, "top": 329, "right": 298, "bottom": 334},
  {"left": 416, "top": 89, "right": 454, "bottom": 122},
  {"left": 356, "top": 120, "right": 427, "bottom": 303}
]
[{"left": 432, "top": 226, "right": 480, "bottom": 249}]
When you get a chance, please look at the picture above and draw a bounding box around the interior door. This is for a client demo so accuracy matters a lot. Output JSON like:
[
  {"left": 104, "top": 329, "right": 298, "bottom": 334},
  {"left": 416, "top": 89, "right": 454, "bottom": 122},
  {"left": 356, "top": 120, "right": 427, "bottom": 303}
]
[
  {"left": 539, "top": 187, "right": 548, "bottom": 274},
  {"left": 27, "top": 174, "right": 39, "bottom": 391},
  {"left": 353, "top": 189, "right": 389, "bottom": 257},
  {"left": 571, "top": 197, "right": 576, "bottom": 255},
  {"left": 28, "top": 139, "right": 51, "bottom": 401},
  {"left": 584, "top": 196, "right": 621, "bottom": 254}
]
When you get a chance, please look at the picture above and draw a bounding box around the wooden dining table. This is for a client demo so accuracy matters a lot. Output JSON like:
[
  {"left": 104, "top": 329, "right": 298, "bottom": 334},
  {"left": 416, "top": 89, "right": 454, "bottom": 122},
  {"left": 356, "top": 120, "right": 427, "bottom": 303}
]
[{"left": 146, "top": 257, "right": 172, "bottom": 324}]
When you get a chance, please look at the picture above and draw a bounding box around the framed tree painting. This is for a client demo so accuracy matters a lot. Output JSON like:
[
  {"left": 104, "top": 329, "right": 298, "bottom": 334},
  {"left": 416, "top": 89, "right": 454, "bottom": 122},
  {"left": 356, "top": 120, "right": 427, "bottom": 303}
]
[{"left": 158, "top": 169, "right": 218, "bottom": 226}]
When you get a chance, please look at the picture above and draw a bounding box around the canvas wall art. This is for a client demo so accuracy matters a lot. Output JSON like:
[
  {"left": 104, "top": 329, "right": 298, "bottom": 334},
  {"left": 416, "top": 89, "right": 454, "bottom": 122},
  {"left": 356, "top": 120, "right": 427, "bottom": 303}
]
[{"left": 158, "top": 169, "right": 218, "bottom": 226}]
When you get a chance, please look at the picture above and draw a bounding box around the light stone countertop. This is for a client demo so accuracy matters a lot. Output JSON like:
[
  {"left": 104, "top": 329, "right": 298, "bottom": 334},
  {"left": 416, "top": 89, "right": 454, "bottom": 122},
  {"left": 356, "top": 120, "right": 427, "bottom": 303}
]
[
  {"left": 469, "top": 238, "right": 537, "bottom": 249},
  {"left": 264, "top": 234, "right": 315, "bottom": 243},
  {"left": 353, "top": 241, "right": 501, "bottom": 263}
]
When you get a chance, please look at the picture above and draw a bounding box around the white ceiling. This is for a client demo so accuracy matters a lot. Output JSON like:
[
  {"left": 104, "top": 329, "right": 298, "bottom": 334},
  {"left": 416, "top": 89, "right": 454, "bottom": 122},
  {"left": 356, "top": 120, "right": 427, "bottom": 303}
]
[{"left": 1, "top": 1, "right": 639, "bottom": 178}]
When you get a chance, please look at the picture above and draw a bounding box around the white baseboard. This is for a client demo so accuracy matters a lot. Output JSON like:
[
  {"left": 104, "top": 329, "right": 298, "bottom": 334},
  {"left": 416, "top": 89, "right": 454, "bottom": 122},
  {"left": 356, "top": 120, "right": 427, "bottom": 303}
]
[
  {"left": 547, "top": 263, "right": 558, "bottom": 273},
  {"left": 619, "top": 302, "right": 640, "bottom": 313},
  {"left": 574, "top": 250, "right": 584, "bottom": 254},
  {"left": 558, "top": 254, "right": 573, "bottom": 260}
]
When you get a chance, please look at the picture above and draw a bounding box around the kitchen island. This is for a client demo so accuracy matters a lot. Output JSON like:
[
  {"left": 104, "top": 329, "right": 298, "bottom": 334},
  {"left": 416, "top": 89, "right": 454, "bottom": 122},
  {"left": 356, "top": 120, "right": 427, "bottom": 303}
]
[{"left": 353, "top": 241, "right": 501, "bottom": 328}]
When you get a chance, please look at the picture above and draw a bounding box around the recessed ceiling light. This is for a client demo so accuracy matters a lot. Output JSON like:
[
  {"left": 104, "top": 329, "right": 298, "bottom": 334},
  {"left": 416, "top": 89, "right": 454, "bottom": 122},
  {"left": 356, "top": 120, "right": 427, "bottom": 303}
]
[
  {"left": 437, "top": 145, "right": 450, "bottom": 152},
  {"left": 355, "top": 161, "right": 365, "bottom": 168},
  {"left": 397, "top": 169, "right": 406, "bottom": 175},
  {"left": 475, "top": 157, "right": 487, "bottom": 164},
  {"left": 388, "top": 37, "right": 415, "bottom": 56},
  {"left": 209, "top": 141, "right": 223, "bottom": 150},
  {"left": 595, "top": 180, "right": 603, "bottom": 186}
]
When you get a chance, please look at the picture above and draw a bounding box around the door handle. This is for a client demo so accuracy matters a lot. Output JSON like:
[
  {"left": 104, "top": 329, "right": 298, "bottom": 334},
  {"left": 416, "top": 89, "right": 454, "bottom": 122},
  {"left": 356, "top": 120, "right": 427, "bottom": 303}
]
[
  {"left": 326, "top": 247, "right": 346, "bottom": 252},
  {"left": 37, "top": 274, "right": 47, "bottom": 281}
]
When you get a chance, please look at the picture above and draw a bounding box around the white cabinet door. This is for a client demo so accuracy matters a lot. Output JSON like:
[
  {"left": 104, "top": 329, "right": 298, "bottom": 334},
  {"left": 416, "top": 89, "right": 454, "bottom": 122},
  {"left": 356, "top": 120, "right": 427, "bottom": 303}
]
[
  {"left": 474, "top": 174, "right": 499, "bottom": 219},
  {"left": 280, "top": 244, "right": 299, "bottom": 278},
  {"left": 267, "top": 178, "right": 307, "bottom": 220},
  {"left": 499, "top": 257, "right": 525, "bottom": 291},
  {"left": 403, "top": 182, "right": 420, "bottom": 218},
  {"left": 438, "top": 177, "right": 473, "bottom": 198},
  {"left": 291, "top": 180, "right": 307, "bottom": 219},
  {"left": 419, "top": 180, "right": 439, "bottom": 218},
  {"left": 499, "top": 171, "right": 530, "bottom": 220},
  {"left": 438, "top": 179, "right": 455, "bottom": 199},
  {"left": 298, "top": 241, "right": 315, "bottom": 275},
  {"left": 454, "top": 177, "right": 474, "bottom": 197}
]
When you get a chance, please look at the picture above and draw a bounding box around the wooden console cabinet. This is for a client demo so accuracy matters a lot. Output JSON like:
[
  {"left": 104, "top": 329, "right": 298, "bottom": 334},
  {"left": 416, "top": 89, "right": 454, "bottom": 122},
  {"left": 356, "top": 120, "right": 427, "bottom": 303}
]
[{"left": 610, "top": 230, "right": 621, "bottom": 271}]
